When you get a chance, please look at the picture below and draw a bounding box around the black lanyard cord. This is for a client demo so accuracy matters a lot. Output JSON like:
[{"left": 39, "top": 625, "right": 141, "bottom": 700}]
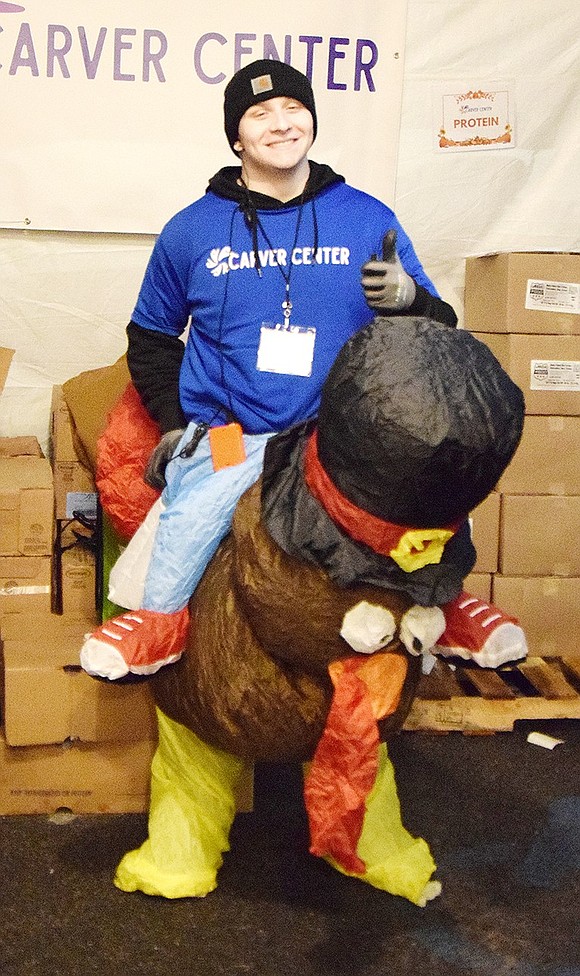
[{"left": 254, "top": 196, "right": 305, "bottom": 322}]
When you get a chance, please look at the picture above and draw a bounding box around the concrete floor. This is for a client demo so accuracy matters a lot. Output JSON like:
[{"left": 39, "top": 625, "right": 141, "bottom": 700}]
[{"left": 2, "top": 719, "right": 579, "bottom": 976}]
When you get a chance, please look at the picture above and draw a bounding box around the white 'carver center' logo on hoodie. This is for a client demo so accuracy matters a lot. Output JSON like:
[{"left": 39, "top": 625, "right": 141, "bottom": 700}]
[{"left": 206, "top": 245, "right": 350, "bottom": 277}]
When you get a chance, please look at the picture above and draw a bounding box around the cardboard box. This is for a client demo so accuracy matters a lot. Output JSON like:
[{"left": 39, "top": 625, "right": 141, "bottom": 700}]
[
  {"left": 0, "top": 347, "right": 15, "bottom": 394},
  {"left": 463, "top": 572, "right": 492, "bottom": 602},
  {"left": 0, "top": 456, "right": 54, "bottom": 556},
  {"left": 499, "top": 415, "right": 580, "bottom": 494},
  {"left": 53, "top": 461, "right": 96, "bottom": 520},
  {"left": 470, "top": 492, "right": 500, "bottom": 573},
  {"left": 61, "top": 356, "right": 131, "bottom": 471},
  {"left": 55, "top": 522, "right": 97, "bottom": 623},
  {"left": 50, "top": 385, "right": 80, "bottom": 462},
  {"left": 472, "top": 332, "right": 580, "bottom": 415},
  {"left": 0, "top": 556, "right": 52, "bottom": 615},
  {"left": 465, "top": 252, "right": 580, "bottom": 335},
  {"left": 0, "top": 436, "right": 43, "bottom": 458},
  {"left": 0, "top": 733, "right": 254, "bottom": 815},
  {"left": 53, "top": 521, "right": 98, "bottom": 618},
  {"left": 500, "top": 494, "right": 580, "bottom": 576},
  {"left": 50, "top": 384, "right": 97, "bottom": 518},
  {"left": 1, "top": 612, "right": 157, "bottom": 746},
  {"left": 493, "top": 575, "right": 580, "bottom": 658},
  {"left": 0, "top": 733, "right": 155, "bottom": 814}
]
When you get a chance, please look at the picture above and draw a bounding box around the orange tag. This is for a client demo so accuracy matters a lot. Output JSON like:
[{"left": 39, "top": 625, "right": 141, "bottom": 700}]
[{"left": 209, "top": 423, "right": 246, "bottom": 471}]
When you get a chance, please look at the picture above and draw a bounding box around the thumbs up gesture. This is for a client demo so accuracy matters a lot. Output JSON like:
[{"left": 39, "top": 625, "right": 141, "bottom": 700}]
[{"left": 361, "top": 229, "right": 417, "bottom": 313}]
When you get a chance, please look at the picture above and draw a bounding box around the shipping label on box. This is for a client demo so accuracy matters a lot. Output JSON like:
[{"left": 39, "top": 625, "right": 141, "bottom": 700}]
[
  {"left": 1, "top": 612, "right": 157, "bottom": 746},
  {"left": 0, "top": 556, "right": 52, "bottom": 615},
  {"left": 472, "top": 332, "right": 580, "bottom": 415},
  {"left": 52, "top": 460, "right": 95, "bottom": 520},
  {"left": 63, "top": 491, "right": 97, "bottom": 520},
  {"left": 530, "top": 359, "right": 580, "bottom": 392},
  {"left": 0, "top": 457, "right": 54, "bottom": 555},
  {"left": 525, "top": 278, "right": 579, "bottom": 316}
]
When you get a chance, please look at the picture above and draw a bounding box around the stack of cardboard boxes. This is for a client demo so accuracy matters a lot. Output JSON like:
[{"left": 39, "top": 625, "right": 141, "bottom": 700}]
[
  {"left": 0, "top": 436, "right": 53, "bottom": 618},
  {"left": 465, "top": 252, "right": 580, "bottom": 657},
  {"left": 50, "top": 384, "right": 100, "bottom": 619},
  {"left": 0, "top": 350, "right": 157, "bottom": 814},
  {"left": 50, "top": 384, "right": 96, "bottom": 527},
  {"left": 0, "top": 355, "right": 253, "bottom": 815}
]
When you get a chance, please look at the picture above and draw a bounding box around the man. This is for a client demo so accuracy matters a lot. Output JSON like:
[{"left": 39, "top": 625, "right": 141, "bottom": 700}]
[{"left": 80, "top": 59, "right": 523, "bottom": 681}]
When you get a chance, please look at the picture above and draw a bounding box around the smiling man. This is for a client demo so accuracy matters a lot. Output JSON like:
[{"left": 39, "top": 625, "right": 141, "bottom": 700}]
[
  {"left": 80, "top": 59, "right": 499, "bottom": 683},
  {"left": 231, "top": 85, "right": 314, "bottom": 201}
]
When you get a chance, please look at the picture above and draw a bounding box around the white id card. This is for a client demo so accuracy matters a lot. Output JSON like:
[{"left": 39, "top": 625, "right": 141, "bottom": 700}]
[{"left": 256, "top": 323, "right": 316, "bottom": 377}]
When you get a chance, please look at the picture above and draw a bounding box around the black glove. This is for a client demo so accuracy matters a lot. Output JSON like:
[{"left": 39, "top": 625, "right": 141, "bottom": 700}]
[
  {"left": 361, "top": 229, "right": 417, "bottom": 313},
  {"left": 144, "top": 428, "right": 186, "bottom": 491}
]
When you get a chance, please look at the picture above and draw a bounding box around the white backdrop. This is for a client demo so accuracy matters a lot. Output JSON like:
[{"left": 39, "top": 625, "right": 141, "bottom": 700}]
[
  {"left": 1, "top": 0, "right": 579, "bottom": 454},
  {"left": 395, "top": 0, "right": 580, "bottom": 317}
]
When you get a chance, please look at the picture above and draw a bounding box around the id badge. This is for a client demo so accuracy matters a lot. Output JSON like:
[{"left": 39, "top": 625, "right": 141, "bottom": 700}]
[{"left": 256, "top": 322, "right": 316, "bottom": 377}]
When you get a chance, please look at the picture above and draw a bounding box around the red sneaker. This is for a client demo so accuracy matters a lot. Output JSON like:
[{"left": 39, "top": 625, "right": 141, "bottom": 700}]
[
  {"left": 80, "top": 606, "right": 189, "bottom": 680},
  {"left": 435, "top": 592, "right": 527, "bottom": 668}
]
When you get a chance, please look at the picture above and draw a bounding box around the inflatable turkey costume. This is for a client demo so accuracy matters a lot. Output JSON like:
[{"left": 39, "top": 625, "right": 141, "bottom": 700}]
[{"left": 94, "top": 317, "right": 525, "bottom": 905}]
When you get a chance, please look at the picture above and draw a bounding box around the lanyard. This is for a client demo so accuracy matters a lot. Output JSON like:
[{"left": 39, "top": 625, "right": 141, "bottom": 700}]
[{"left": 254, "top": 196, "right": 305, "bottom": 324}]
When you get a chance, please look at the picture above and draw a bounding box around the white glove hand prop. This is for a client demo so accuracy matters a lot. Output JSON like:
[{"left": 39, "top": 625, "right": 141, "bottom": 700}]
[
  {"left": 144, "top": 427, "right": 186, "bottom": 490},
  {"left": 361, "top": 229, "right": 417, "bottom": 313}
]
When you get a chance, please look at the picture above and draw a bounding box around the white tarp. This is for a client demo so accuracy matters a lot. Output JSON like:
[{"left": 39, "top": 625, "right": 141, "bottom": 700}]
[
  {"left": 395, "top": 0, "right": 580, "bottom": 313},
  {"left": 1, "top": 0, "right": 579, "bottom": 453}
]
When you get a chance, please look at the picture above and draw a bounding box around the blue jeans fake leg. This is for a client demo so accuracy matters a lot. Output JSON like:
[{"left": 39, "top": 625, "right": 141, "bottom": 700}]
[{"left": 141, "top": 428, "right": 272, "bottom": 613}]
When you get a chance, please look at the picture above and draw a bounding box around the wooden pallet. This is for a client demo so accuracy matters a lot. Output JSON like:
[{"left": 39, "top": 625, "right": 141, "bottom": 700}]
[{"left": 403, "top": 656, "right": 580, "bottom": 733}]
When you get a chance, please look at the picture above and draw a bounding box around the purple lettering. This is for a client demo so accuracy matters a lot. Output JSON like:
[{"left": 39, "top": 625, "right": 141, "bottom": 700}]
[
  {"left": 354, "top": 39, "right": 378, "bottom": 92},
  {"left": 194, "top": 33, "right": 226, "bottom": 84},
  {"left": 143, "top": 29, "right": 167, "bottom": 82},
  {"left": 234, "top": 33, "right": 256, "bottom": 72},
  {"left": 78, "top": 26, "right": 107, "bottom": 80},
  {"left": 262, "top": 34, "right": 291, "bottom": 63},
  {"left": 327, "top": 36, "right": 348, "bottom": 91},
  {"left": 8, "top": 21, "right": 39, "bottom": 75},
  {"left": 47, "top": 25, "right": 72, "bottom": 78},
  {"left": 298, "top": 35, "right": 322, "bottom": 81},
  {"left": 114, "top": 28, "right": 136, "bottom": 82}
]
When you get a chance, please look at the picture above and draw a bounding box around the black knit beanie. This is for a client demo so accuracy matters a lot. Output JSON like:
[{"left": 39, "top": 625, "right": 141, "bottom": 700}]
[{"left": 224, "top": 59, "right": 317, "bottom": 153}]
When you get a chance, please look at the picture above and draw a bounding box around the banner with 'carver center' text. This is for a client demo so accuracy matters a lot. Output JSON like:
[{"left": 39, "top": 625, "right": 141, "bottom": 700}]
[{"left": 0, "top": 0, "right": 407, "bottom": 233}]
